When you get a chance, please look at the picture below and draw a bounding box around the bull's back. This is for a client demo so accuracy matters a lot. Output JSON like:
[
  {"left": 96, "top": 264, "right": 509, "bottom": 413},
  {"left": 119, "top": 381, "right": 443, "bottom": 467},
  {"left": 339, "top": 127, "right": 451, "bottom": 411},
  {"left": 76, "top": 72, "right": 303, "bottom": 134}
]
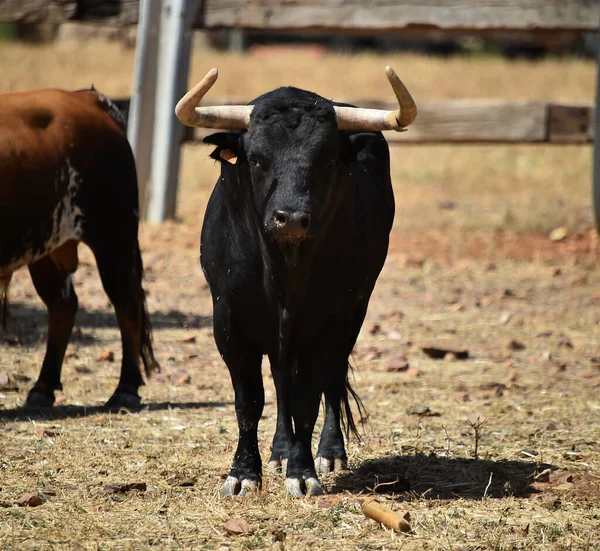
[{"left": 0, "top": 89, "right": 136, "bottom": 270}]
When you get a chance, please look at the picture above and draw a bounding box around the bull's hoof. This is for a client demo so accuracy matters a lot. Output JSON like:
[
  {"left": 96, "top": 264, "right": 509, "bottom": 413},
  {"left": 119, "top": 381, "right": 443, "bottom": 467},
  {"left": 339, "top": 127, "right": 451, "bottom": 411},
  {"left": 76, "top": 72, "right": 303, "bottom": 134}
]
[
  {"left": 23, "top": 389, "right": 55, "bottom": 409},
  {"left": 314, "top": 456, "right": 348, "bottom": 476},
  {"left": 222, "top": 476, "right": 261, "bottom": 496},
  {"left": 285, "top": 476, "right": 324, "bottom": 497},
  {"left": 104, "top": 389, "right": 142, "bottom": 410}
]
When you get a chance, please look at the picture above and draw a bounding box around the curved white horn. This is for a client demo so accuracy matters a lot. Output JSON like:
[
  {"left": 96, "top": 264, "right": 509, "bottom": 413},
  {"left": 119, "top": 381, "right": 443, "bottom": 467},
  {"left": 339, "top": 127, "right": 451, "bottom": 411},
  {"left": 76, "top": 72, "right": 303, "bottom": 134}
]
[
  {"left": 334, "top": 66, "right": 417, "bottom": 132},
  {"left": 175, "top": 68, "right": 253, "bottom": 129}
]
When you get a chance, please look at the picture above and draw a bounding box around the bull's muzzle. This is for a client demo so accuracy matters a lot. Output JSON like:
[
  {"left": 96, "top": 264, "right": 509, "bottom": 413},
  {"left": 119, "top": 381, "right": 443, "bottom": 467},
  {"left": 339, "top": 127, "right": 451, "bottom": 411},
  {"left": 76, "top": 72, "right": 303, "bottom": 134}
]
[{"left": 270, "top": 209, "right": 312, "bottom": 244}]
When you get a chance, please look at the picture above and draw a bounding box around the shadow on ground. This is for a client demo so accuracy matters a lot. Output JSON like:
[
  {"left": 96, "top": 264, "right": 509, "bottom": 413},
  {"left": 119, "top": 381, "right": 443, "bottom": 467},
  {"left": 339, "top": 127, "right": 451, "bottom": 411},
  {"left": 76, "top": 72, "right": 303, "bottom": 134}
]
[
  {"left": 0, "top": 400, "right": 233, "bottom": 421},
  {"left": 1, "top": 304, "right": 212, "bottom": 346},
  {"left": 333, "top": 454, "right": 553, "bottom": 499}
]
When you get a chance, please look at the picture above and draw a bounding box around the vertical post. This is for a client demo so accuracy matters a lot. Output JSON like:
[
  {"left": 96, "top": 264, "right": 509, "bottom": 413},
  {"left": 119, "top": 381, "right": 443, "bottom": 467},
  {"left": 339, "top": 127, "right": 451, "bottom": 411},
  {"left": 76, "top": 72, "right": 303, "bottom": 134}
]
[
  {"left": 127, "top": 0, "right": 161, "bottom": 219},
  {"left": 594, "top": 29, "right": 600, "bottom": 232},
  {"left": 228, "top": 29, "right": 245, "bottom": 53},
  {"left": 146, "top": 0, "right": 195, "bottom": 224}
]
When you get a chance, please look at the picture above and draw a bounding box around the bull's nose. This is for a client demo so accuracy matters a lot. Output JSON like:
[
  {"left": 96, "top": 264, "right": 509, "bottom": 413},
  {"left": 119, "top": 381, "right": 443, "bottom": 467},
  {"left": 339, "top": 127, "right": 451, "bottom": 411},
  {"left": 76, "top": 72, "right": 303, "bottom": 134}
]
[{"left": 272, "top": 209, "right": 312, "bottom": 240}]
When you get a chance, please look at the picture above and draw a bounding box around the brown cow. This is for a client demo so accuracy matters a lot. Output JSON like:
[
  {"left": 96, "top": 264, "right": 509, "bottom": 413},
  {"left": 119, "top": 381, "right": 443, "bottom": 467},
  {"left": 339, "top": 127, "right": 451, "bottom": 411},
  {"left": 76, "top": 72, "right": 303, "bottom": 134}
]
[{"left": 0, "top": 86, "right": 158, "bottom": 409}]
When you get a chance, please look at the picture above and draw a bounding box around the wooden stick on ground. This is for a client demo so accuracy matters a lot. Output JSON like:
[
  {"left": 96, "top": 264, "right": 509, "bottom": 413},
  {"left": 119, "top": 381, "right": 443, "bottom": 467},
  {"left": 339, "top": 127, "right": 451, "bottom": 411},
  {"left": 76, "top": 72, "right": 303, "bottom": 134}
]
[{"left": 359, "top": 497, "right": 412, "bottom": 533}]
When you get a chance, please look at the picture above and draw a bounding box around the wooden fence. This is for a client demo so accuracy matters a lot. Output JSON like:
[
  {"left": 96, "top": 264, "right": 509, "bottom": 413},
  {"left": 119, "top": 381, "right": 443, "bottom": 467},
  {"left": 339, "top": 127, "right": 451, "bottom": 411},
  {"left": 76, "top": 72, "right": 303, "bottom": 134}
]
[{"left": 1, "top": 0, "right": 599, "bottom": 225}]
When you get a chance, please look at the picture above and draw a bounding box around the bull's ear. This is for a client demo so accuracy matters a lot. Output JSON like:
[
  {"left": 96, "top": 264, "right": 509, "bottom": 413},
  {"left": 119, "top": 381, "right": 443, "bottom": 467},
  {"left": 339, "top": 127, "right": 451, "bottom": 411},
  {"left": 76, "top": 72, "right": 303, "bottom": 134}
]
[
  {"left": 344, "top": 132, "right": 381, "bottom": 161},
  {"left": 203, "top": 132, "right": 241, "bottom": 165}
]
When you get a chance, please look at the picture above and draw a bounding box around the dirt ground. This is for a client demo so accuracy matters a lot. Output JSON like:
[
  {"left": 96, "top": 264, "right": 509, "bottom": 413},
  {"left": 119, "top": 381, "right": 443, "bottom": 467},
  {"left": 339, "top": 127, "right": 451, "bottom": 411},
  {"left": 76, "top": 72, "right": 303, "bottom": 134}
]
[{"left": 1, "top": 41, "right": 600, "bottom": 550}]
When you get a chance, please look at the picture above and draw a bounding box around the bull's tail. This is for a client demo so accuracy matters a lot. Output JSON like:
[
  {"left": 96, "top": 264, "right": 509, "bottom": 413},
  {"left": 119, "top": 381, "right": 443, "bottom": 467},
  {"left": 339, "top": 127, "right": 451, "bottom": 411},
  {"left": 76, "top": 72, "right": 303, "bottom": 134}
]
[
  {"left": 340, "top": 362, "right": 367, "bottom": 441},
  {"left": 0, "top": 274, "right": 11, "bottom": 330},
  {"left": 134, "top": 243, "right": 160, "bottom": 378}
]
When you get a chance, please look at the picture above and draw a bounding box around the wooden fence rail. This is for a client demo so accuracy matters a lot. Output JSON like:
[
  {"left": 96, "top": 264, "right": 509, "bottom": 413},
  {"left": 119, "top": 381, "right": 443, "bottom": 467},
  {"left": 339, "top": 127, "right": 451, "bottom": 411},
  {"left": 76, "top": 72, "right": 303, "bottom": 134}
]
[
  {"left": 112, "top": 98, "right": 596, "bottom": 145},
  {"left": 1, "top": 0, "right": 598, "bottom": 33}
]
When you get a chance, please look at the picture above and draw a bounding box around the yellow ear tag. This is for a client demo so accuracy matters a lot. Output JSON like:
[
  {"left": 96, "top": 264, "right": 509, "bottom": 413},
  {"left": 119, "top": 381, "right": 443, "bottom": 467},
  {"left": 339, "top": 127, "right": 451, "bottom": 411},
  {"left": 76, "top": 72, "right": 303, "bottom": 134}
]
[{"left": 220, "top": 149, "right": 237, "bottom": 164}]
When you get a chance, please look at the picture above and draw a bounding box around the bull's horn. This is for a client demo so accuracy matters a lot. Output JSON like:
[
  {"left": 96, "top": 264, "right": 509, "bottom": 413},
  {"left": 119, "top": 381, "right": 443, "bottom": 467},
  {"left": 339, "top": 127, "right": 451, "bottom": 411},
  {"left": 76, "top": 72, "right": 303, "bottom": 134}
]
[
  {"left": 175, "top": 68, "right": 253, "bottom": 129},
  {"left": 333, "top": 66, "right": 417, "bottom": 132}
]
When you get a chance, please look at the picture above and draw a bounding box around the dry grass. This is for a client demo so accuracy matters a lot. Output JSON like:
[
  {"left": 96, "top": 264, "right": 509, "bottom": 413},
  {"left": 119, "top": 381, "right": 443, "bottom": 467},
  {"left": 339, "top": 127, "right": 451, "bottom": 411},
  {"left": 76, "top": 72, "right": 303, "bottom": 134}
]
[{"left": 1, "top": 37, "right": 600, "bottom": 550}]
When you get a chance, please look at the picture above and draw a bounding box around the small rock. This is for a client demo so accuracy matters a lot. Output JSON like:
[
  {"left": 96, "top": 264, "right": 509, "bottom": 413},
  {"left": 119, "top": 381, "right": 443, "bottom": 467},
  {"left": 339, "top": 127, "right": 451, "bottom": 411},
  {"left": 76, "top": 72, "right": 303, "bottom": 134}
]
[
  {"left": 407, "top": 404, "right": 439, "bottom": 417},
  {"left": 444, "top": 352, "right": 457, "bottom": 361},
  {"left": 363, "top": 347, "right": 382, "bottom": 361},
  {"left": 385, "top": 357, "right": 409, "bottom": 372},
  {"left": 176, "top": 372, "right": 192, "bottom": 385},
  {"left": 549, "top": 227, "right": 568, "bottom": 242},
  {"left": 154, "top": 373, "right": 171, "bottom": 383},
  {"left": 181, "top": 336, "right": 196, "bottom": 344},
  {"left": 506, "top": 339, "right": 526, "bottom": 351},
  {"left": 35, "top": 428, "right": 60, "bottom": 438},
  {"left": 16, "top": 493, "right": 43, "bottom": 507},
  {"left": 422, "top": 344, "right": 469, "bottom": 360},
  {"left": 74, "top": 365, "right": 92, "bottom": 374},
  {"left": 0, "top": 372, "right": 18, "bottom": 390},
  {"left": 498, "top": 311, "right": 512, "bottom": 325},
  {"left": 223, "top": 518, "right": 253, "bottom": 535},
  {"left": 317, "top": 496, "right": 342, "bottom": 508},
  {"left": 406, "top": 367, "right": 424, "bottom": 378},
  {"left": 96, "top": 350, "right": 115, "bottom": 362},
  {"left": 369, "top": 323, "right": 382, "bottom": 336}
]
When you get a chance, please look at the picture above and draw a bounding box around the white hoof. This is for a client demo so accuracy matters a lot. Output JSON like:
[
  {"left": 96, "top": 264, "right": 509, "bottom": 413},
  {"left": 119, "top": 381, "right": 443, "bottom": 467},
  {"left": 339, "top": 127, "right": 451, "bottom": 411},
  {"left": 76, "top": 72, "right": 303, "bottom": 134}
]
[
  {"left": 239, "top": 479, "right": 261, "bottom": 495},
  {"left": 222, "top": 476, "right": 240, "bottom": 495},
  {"left": 305, "top": 477, "right": 324, "bottom": 496}
]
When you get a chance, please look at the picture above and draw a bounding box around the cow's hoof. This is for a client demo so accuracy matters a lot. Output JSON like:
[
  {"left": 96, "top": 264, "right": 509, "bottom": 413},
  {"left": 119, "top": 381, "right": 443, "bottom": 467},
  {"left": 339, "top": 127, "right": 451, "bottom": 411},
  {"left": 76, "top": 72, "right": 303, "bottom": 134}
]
[
  {"left": 104, "top": 389, "right": 142, "bottom": 410},
  {"left": 267, "top": 457, "right": 288, "bottom": 476},
  {"left": 314, "top": 456, "right": 348, "bottom": 476},
  {"left": 23, "top": 390, "right": 55, "bottom": 409},
  {"left": 222, "top": 476, "right": 261, "bottom": 496},
  {"left": 285, "top": 476, "right": 323, "bottom": 497}
]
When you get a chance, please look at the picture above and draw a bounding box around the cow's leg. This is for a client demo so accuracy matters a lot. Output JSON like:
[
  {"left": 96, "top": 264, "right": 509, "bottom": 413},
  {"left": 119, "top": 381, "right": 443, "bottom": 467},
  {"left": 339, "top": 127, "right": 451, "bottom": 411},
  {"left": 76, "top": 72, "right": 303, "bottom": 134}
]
[
  {"left": 284, "top": 365, "right": 324, "bottom": 497},
  {"left": 267, "top": 359, "right": 294, "bottom": 475},
  {"left": 85, "top": 233, "right": 156, "bottom": 409},
  {"left": 214, "top": 303, "right": 264, "bottom": 496},
  {"left": 25, "top": 243, "right": 79, "bottom": 408}
]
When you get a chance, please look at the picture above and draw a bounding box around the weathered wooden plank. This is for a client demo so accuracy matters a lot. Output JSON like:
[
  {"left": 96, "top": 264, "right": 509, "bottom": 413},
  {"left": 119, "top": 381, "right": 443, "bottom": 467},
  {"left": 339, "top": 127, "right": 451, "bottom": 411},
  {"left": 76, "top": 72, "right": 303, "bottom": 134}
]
[
  {"left": 0, "top": 0, "right": 58, "bottom": 23},
  {"left": 548, "top": 104, "right": 594, "bottom": 143},
  {"left": 185, "top": 101, "right": 594, "bottom": 144},
  {"left": 1, "top": 0, "right": 598, "bottom": 32},
  {"left": 112, "top": 98, "right": 596, "bottom": 144},
  {"left": 204, "top": 0, "right": 600, "bottom": 33}
]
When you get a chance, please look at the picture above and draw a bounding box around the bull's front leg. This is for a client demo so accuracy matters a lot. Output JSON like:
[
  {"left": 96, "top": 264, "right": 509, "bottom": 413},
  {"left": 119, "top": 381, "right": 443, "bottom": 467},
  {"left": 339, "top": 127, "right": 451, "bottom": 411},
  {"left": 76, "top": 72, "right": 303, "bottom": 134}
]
[
  {"left": 267, "top": 358, "right": 294, "bottom": 475},
  {"left": 283, "top": 365, "right": 324, "bottom": 497},
  {"left": 215, "top": 304, "right": 264, "bottom": 496},
  {"left": 223, "top": 362, "right": 265, "bottom": 495}
]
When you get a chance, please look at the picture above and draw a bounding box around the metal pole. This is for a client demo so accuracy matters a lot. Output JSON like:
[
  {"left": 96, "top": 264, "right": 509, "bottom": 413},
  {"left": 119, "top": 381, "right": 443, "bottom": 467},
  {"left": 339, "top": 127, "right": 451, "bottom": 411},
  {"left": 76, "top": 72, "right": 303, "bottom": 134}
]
[
  {"left": 146, "top": 0, "right": 195, "bottom": 224},
  {"left": 127, "top": 0, "right": 161, "bottom": 219}
]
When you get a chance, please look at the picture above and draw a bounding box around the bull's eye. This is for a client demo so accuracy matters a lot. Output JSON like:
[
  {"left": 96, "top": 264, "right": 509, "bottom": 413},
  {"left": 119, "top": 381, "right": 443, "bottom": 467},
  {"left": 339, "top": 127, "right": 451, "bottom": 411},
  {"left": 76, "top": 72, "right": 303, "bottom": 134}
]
[{"left": 248, "top": 155, "right": 260, "bottom": 167}]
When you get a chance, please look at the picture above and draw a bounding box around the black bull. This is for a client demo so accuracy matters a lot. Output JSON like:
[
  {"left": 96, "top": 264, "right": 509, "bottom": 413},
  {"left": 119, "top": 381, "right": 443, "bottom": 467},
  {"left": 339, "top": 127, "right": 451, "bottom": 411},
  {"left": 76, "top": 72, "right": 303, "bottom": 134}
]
[{"left": 198, "top": 87, "right": 399, "bottom": 496}]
